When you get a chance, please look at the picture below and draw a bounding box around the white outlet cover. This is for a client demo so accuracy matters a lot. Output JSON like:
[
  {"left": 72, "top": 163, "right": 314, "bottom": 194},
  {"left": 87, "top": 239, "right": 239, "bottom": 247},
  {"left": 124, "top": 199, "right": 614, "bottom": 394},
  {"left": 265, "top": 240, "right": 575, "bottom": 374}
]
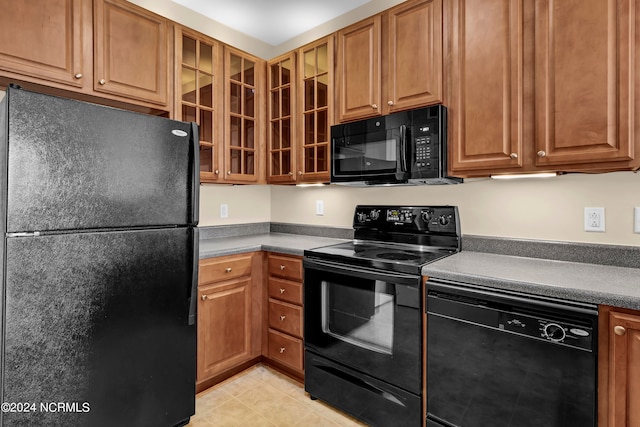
[
  {"left": 584, "top": 207, "right": 605, "bottom": 232},
  {"left": 220, "top": 204, "right": 229, "bottom": 218},
  {"left": 315, "top": 200, "right": 324, "bottom": 216},
  {"left": 634, "top": 207, "right": 640, "bottom": 233}
]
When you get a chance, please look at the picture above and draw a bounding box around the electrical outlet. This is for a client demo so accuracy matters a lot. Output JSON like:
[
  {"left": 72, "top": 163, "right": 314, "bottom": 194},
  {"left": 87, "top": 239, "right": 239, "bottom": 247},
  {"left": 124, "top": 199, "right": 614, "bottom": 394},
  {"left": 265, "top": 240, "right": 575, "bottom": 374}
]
[
  {"left": 315, "top": 200, "right": 324, "bottom": 216},
  {"left": 634, "top": 207, "right": 640, "bottom": 233},
  {"left": 584, "top": 207, "right": 605, "bottom": 232},
  {"left": 220, "top": 204, "right": 229, "bottom": 218}
]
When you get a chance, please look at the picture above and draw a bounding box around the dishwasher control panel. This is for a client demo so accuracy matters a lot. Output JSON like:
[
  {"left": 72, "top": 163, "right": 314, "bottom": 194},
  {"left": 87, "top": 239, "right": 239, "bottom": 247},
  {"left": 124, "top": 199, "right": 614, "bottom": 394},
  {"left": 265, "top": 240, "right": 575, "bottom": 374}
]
[{"left": 501, "top": 313, "right": 594, "bottom": 350}]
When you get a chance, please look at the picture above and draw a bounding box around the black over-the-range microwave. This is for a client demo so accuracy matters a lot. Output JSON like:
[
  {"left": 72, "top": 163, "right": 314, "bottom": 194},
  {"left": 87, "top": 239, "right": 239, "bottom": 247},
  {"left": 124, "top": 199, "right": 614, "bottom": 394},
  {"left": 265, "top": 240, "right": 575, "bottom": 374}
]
[{"left": 330, "top": 105, "right": 462, "bottom": 185}]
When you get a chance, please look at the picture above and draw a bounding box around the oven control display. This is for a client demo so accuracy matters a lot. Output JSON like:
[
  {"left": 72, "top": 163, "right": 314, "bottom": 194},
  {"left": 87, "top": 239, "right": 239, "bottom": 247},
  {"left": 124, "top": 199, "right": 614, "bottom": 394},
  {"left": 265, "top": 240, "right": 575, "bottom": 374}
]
[{"left": 386, "top": 209, "right": 414, "bottom": 223}]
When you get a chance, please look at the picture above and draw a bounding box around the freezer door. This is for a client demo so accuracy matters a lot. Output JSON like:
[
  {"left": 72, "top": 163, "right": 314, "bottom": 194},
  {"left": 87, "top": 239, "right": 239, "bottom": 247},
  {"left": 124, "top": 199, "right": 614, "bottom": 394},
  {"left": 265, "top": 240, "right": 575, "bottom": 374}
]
[
  {"left": 1, "top": 227, "right": 196, "bottom": 427},
  {"left": 4, "top": 87, "right": 198, "bottom": 232}
]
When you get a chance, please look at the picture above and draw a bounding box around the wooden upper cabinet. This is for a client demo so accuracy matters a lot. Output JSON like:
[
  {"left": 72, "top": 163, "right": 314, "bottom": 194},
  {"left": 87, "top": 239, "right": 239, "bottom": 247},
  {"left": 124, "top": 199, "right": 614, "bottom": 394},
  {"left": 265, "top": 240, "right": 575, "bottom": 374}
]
[
  {"left": 534, "top": 0, "right": 636, "bottom": 168},
  {"left": 298, "top": 36, "right": 334, "bottom": 183},
  {"left": 223, "top": 46, "right": 265, "bottom": 183},
  {"left": 175, "top": 26, "right": 223, "bottom": 183},
  {"left": 336, "top": 0, "right": 444, "bottom": 123},
  {"left": 336, "top": 16, "right": 382, "bottom": 122},
  {"left": 447, "top": 0, "right": 529, "bottom": 173},
  {"left": 267, "top": 52, "right": 297, "bottom": 183},
  {"left": 94, "top": 0, "right": 170, "bottom": 107},
  {"left": 0, "top": 0, "right": 92, "bottom": 90},
  {"left": 448, "top": 0, "right": 639, "bottom": 177},
  {"left": 386, "top": 0, "right": 443, "bottom": 113}
]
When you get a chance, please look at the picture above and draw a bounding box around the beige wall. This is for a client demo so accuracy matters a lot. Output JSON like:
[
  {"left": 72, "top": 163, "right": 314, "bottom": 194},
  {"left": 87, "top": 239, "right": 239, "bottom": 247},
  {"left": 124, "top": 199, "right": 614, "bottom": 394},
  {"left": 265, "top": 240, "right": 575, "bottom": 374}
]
[
  {"left": 269, "top": 172, "right": 640, "bottom": 246},
  {"left": 199, "top": 184, "right": 271, "bottom": 226}
]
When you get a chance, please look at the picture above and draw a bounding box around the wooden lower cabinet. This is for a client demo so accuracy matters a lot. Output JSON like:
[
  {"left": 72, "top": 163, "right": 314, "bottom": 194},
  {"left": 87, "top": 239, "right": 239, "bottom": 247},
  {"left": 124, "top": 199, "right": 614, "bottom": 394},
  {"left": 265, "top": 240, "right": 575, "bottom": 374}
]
[
  {"left": 196, "top": 252, "right": 262, "bottom": 391},
  {"left": 263, "top": 253, "right": 305, "bottom": 378},
  {"left": 598, "top": 305, "right": 640, "bottom": 427}
]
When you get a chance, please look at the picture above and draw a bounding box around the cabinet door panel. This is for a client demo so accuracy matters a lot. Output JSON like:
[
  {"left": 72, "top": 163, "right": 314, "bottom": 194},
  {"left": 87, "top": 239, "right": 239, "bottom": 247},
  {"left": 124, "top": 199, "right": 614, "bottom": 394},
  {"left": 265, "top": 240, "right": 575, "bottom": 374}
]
[
  {"left": 0, "top": 0, "right": 90, "bottom": 89},
  {"left": 609, "top": 311, "right": 640, "bottom": 427},
  {"left": 534, "top": 0, "right": 634, "bottom": 166},
  {"left": 387, "top": 0, "right": 443, "bottom": 112},
  {"left": 94, "top": 0, "right": 169, "bottom": 106},
  {"left": 448, "top": 0, "right": 528, "bottom": 172},
  {"left": 197, "top": 279, "right": 251, "bottom": 380},
  {"left": 337, "top": 16, "right": 381, "bottom": 122}
]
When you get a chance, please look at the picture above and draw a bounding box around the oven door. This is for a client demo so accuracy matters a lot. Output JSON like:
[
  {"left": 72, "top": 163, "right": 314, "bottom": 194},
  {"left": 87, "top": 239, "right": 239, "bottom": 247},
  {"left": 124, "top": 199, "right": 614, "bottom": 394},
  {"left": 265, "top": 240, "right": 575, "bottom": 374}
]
[
  {"left": 331, "top": 126, "right": 408, "bottom": 183},
  {"left": 304, "top": 257, "right": 422, "bottom": 394}
]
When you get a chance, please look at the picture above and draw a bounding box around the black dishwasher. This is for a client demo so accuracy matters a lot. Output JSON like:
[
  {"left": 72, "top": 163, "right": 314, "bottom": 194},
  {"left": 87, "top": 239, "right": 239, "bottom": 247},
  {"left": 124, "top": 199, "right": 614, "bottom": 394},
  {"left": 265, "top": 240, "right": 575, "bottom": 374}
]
[{"left": 426, "top": 280, "right": 597, "bottom": 427}]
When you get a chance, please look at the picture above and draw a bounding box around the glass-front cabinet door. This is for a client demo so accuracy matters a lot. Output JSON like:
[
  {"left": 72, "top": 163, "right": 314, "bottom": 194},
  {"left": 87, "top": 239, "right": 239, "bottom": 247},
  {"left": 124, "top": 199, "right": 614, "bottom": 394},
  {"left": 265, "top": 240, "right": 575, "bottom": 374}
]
[
  {"left": 297, "top": 36, "right": 334, "bottom": 183},
  {"left": 175, "top": 26, "right": 222, "bottom": 183},
  {"left": 267, "top": 53, "right": 296, "bottom": 183},
  {"left": 224, "top": 46, "right": 265, "bottom": 183}
]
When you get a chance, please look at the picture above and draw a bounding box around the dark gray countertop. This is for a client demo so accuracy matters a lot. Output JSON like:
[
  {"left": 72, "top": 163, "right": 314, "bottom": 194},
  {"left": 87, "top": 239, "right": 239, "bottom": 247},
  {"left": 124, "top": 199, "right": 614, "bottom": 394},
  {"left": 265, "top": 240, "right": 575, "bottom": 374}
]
[
  {"left": 421, "top": 251, "right": 640, "bottom": 310},
  {"left": 199, "top": 233, "right": 347, "bottom": 259}
]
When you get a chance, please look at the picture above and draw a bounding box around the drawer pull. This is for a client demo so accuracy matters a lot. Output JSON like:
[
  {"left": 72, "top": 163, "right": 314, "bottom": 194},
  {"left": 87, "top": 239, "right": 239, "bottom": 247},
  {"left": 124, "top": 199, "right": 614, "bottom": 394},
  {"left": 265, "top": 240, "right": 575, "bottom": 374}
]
[
  {"left": 614, "top": 325, "right": 627, "bottom": 336},
  {"left": 225, "top": 267, "right": 232, "bottom": 273},
  {"left": 280, "top": 288, "right": 286, "bottom": 294},
  {"left": 99, "top": 78, "right": 106, "bottom": 85},
  {"left": 279, "top": 347, "right": 286, "bottom": 353},
  {"left": 280, "top": 265, "right": 286, "bottom": 270},
  {"left": 74, "top": 73, "right": 83, "bottom": 79},
  {"left": 280, "top": 315, "right": 286, "bottom": 321}
]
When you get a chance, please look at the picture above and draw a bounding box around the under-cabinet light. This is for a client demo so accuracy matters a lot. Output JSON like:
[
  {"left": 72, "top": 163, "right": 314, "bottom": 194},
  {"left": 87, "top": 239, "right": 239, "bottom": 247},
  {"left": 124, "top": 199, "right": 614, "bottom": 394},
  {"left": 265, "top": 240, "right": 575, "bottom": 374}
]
[
  {"left": 491, "top": 173, "right": 558, "bottom": 180},
  {"left": 295, "top": 183, "right": 327, "bottom": 187}
]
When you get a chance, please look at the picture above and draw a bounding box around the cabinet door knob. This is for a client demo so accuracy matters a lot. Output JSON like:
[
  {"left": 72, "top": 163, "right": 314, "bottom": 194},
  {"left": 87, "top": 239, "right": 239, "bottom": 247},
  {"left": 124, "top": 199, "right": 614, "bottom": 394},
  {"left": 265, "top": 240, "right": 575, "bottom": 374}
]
[
  {"left": 280, "top": 288, "right": 286, "bottom": 294},
  {"left": 371, "top": 104, "right": 378, "bottom": 109},
  {"left": 298, "top": 171, "right": 303, "bottom": 176},
  {"left": 279, "top": 347, "right": 286, "bottom": 353},
  {"left": 74, "top": 73, "right": 83, "bottom": 79},
  {"left": 280, "top": 265, "right": 286, "bottom": 270},
  {"left": 387, "top": 101, "right": 394, "bottom": 106},
  {"left": 288, "top": 171, "right": 293, "bottom": 175},
  {"left": 227, "top": 170, "right": 232, "bottom": 175},
  {"left": 214, "top": 169, "right": 219, "bottom": 174},
  {"left": 201, "top": 295, "right": 208, "bottom": 301},
  {"left": 280, "top": 315, "right": 286, "bottom": 321},
  {"left": 537, "top": 150, "right": 547, "bottom": 158},
  {"left": 99, "top": 79, "right": 106, "bottom": 85},
  {"left": 225, "top": 267, "right": 232, "bottom": 273},
  {"left": 614, "top": 325, "right": 627, "bottom": 336},
  {"left": 510, "top": 153, "right": 518, "bottom": 159}
]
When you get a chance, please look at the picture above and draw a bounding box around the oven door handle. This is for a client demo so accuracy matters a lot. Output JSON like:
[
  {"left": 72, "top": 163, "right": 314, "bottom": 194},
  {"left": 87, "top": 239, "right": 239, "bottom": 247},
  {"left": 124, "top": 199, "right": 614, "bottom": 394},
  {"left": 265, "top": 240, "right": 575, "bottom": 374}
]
[{"left": 304, "top": 258, "right": 420, "bottom": 285}]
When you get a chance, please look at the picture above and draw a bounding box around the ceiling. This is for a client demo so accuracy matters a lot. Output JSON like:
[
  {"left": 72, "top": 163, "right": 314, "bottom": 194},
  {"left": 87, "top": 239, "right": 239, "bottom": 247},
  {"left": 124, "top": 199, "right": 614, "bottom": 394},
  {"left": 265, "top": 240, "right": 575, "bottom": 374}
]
[{"left": 168, "top": 0, "right": 372, "bottom": 46}]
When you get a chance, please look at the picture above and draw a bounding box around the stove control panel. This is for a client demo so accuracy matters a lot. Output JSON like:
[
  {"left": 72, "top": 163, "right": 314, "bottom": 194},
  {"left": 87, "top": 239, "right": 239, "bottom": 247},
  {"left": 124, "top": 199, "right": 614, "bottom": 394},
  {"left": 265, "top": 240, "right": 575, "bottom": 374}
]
[{"left": 353, "top": 205, "right": 459, "bottom": 235}]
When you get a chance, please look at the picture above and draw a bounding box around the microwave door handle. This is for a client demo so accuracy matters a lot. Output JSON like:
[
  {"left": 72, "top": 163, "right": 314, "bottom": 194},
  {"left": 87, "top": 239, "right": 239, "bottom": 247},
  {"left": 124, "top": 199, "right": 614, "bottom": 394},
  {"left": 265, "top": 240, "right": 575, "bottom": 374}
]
[{"left": 399, "top": 125, "right": 408, "bottom": 172}]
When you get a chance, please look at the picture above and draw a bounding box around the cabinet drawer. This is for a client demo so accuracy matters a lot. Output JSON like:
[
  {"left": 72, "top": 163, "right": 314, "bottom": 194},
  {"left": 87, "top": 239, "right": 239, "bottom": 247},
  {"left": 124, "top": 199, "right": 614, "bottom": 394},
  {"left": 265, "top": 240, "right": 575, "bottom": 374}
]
[
  {"left": 268, "top": 329, "right": 303, "bottom": 371},
  {"left": 267, "top": 254, "right": 302, "bottom": 281},
  {"left": 268, "top": 278, "right": 302, "bottom": 305},
  {"left": 268, "top": 299, "right": 303, "bottom": 338},
  {"left": 199, "top": 254, "right": 253, "bottom": 285}
]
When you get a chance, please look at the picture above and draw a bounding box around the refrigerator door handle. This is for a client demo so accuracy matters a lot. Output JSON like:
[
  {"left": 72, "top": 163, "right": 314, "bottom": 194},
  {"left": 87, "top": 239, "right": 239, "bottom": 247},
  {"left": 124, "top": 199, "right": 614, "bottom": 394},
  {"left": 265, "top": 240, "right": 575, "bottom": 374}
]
[
  {"left": 188, "top": 228, "right": 199, "bottom": 326},
  {"left": 190, "top": 122, "right": 200, "bottom": 226}
]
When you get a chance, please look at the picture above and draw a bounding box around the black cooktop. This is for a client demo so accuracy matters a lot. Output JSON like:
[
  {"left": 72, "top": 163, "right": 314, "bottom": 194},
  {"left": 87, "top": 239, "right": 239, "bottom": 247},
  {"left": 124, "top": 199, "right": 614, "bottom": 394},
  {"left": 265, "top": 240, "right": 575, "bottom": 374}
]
[
  {"left": 305, "top": 241, "right": 455, "bottom": 274},
  {"left": 305, "top": 205, "right": 461, "bottom": 275}
]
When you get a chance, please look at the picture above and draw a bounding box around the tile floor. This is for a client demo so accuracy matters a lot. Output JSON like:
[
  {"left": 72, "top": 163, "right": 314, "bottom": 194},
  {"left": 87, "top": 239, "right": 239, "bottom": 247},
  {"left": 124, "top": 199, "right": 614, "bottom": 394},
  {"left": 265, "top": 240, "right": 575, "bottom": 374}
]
[{"left": 186, "top": 364, "right": 369, "bottom": 427}]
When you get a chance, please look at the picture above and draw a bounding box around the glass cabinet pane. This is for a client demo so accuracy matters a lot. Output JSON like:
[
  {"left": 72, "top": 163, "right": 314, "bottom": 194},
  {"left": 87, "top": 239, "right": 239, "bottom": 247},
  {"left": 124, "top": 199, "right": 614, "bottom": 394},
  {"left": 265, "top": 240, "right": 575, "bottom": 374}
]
[
  {"left": 317, "top": 145, "right": 328, "bottom": 172},
  {"left": 181, "top": 67, "right": 196, "bottom": 103},
  {"left": 318, "top": 74, "right": 328, "bottom": 108},
  {"left": 230, "top": 83, "right": 241, "bottom": 114},
  {"left": 200, "top": 110, "right": 213, "bottom": 142},
  {"left": 271, "top": 90, "right": 280, "bottom": 120},
  {"left": 317, "top": 44, "right": 328, "bottom": 74},
  {"left": 317, "top": 110, "right": 328, "bottom": 143},
  {"left": 304, "top": 79, "right": 314, "bottom": 111},
  {"left": 245, "top": 88, "right": 255, "bottom": 118},
  {"left": 182, "top": 105, "right": 196, "bottom": 123},
  {"left": 304, "top": 49, "right": 315, "bottom": 78},
  {"left": 200, "top": 145, "right": 212, "bottom": 172},
  {"left": 230, "top": 116, "right": 241, "bottom": 146},
  {"left": 282, "top": 151, "right": 291, "bottom": 175},
  {"left": 305, "top": 113, "right": 315, "bottom": 145},
  {"left": 182, "top": 36, "right": 196, "bottom": 67},
  {"left": 230, "top": 54, "right": 242, "bottom": 81},
  {"left": 282, "top": 87, "right": 290, "bottom": 116},
  {"left": 244, "top": 120, "right": 255, "bottom": 148},
  {"left": 282, "top": 118, "right": 291, "bottom": 148},
  {"left": 271, "top": 63, "right": 280, "bottom": 88},
  {"left": 230, "top": 149, "right": 241, "bottom": 173},
  {"left": 244, "top": 60, "right": 255, "bottom": 85},
  {"left": 272, "top": 152, "right": 281, "bottom": 175},
  {"left": 200, "top": 43, "right": 213, "bottom": 74},
  {"left": 271, "top": 122, "right": 280, "bottom": 149},
  {"left": 199, "top": 73, "right": 213, "bottom": 107},
  {"left": 282, "top": 59, "right": 291, "bottom": 84},
  {"left": 244, "top": 151, "right": 254, "bottom": 174}
]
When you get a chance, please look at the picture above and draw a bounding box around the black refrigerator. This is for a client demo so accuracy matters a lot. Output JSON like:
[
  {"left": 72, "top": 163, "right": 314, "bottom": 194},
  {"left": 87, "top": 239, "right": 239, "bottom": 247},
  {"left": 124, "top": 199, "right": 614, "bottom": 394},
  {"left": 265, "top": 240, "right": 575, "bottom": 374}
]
[{"left": 0, "top": 86, "right": 199, "bottom": 427}]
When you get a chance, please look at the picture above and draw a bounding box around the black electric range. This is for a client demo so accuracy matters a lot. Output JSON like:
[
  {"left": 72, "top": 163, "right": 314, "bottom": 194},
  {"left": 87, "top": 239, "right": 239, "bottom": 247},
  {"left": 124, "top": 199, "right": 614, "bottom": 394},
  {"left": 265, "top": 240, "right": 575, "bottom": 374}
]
[{"left": 305, "top": 205, "right": 461, "bottom": 275}]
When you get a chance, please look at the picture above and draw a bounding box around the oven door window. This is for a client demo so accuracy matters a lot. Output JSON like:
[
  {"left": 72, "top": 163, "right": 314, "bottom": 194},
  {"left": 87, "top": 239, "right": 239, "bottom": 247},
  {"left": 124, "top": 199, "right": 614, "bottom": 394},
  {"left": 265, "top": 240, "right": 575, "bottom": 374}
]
[
  {"left": 321, "top": 280, "right": 394, "bottom": 355},
  {"left": 332, "top": 128, "right": 404, "bottom": 178}
]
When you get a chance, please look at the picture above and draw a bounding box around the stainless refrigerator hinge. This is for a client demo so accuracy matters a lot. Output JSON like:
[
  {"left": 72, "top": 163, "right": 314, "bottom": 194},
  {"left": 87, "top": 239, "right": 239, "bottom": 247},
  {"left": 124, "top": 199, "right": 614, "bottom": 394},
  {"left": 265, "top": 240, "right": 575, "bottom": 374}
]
[{"left": 6, "top": 232, "right": 41, "bottom": 237}]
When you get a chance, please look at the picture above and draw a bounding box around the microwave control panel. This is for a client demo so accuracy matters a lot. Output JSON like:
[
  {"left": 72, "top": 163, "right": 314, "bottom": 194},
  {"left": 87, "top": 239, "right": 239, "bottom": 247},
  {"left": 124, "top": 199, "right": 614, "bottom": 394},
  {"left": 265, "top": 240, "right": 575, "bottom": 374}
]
[{"left": 412, "top": 120, "right": 440, "bottom": 172}]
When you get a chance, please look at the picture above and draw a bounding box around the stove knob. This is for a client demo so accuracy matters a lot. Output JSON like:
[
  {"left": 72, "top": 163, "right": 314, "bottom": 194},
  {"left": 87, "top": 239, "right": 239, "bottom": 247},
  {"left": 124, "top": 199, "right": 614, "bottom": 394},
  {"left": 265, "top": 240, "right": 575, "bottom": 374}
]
[
  {"left": 421, "top": 211, "right": 431, "bottom": 222},
  {"left": 438, "top": 215, "right": 450, "bottom": 226},
  {"left": 356, "top": 212, "right": 367, "bottom": 222},
  {"left": 543, "top": 323, "right": 566, "bottom": 342},
  {"left": 370, "top": 209, "right": 380, "bottom": 220}
]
